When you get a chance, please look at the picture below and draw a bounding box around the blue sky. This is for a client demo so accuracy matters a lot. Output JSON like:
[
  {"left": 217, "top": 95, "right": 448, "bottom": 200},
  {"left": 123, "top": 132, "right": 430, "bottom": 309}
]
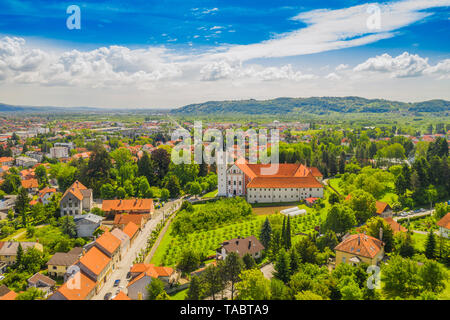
[{"left": 0, "top": 0, "right": 449, "bottom": 108}]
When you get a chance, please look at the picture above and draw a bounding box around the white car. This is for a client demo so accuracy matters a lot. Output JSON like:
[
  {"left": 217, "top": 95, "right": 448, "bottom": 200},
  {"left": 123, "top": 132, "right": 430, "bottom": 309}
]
[{"left": 0, "top": 275, "right": 5, "bottom": 281}]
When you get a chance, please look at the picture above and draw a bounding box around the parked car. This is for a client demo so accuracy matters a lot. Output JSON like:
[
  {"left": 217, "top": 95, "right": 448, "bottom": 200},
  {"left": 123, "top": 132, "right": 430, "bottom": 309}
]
[
  {"left": 126, "top": 272, "right": 132, "bottom": 280},
  {"left": 104, "top": 292, "right": 112, "bottom": 300},
  {"left": 113, "top": 279, "right": 120, "bottom": 287},
  {"left": 0, "top": 275, "right": 5, "bottom": 281}
]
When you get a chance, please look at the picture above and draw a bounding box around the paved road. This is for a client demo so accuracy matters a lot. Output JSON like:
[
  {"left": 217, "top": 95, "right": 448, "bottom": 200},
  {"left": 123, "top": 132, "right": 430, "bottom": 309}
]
[
  {"left": 393, "top": 209, "right": 434, "bottom": 221},
  {"left": 92, "top": 198, "right": 183, "bottom": 300}
]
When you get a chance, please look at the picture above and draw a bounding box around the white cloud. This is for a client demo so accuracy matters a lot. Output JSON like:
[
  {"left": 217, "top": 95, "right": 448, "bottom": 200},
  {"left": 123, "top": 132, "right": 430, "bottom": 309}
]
[
  {"left": 335, "top": 64, "right": 349, "bottom": 71},
  {"left": 325, "top": 72, "right": 341, "bottom": 80}
]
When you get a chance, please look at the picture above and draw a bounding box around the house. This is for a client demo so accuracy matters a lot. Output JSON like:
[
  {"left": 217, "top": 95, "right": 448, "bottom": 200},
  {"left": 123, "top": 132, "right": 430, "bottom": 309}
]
[
  {"left": 0, "top": 157, "right": 14, "bottom": 166},
  {"left": 216, "top": 236, "right": 265, "bottom": 260},
  {"left": 48, "top": 271, "right": 96, "bottom": 300},
  {"left": 123, "top": 222, "right": 140, "bottom": 246},
  {"left": 102, "top": 198, "right": 154, "bottom": 217},
  {"left": 437, "top": 213, "right": 450, "bottom": 239},
  {"left": 384, "top": 217, "right": 407, "bottom": 234},
  {"left": 305, "top": 197, "right": 319, "bottom": 207},
  {"left": 0, "top": 285, "right": 17, "bottom": 300},
  {"left": 127, "top": 264, "right": 176, "bottom": 300},
  {"left": 113, "top": 213, "right": 149, "bottom": 229},
  {"left": 21, "top": 178, "right": 39, "bottom": 194},
  {"left": 375, "top": 201, "right": 393, "bottom": 218},
  {"left": 217, "top": 153, "right": 324, "bottom": 203},
  {"left": 77, "top": 246, "right": 112, "bottom": 293},
  {"left": 0, "top": 241, "right": 43, "bottom": 266},
  {"left": 15, "top": 156, "right": 38, "bottom": 168},
  {"left": 20, "top": 168, "right": 35, "bottom": 180},
  {"left": 113, "top": 291, "right": 131, "bottom": 300},
  {"left": 60, "top": 180, "right": 93, "bottom": 216},
  {"left": 38, "top": 186, "right": 57, "bottom": 205},
  {"left": 73, "top": 213, "right": 103, "bottom": 238},
  {"left": 93, "top": 231, "right": 122, "bottom": 269},
  {"left": 46, "top": 249, "right": 81, "bottom": 278},
  {"left": 27, "top": 272, "right": 56, "bottom": 298},
  {"left": 334, "top": 233, "right": 384, "bottom": 266},
  {"left": 110, "top": 228, "right": 130, "bottom": 255}
]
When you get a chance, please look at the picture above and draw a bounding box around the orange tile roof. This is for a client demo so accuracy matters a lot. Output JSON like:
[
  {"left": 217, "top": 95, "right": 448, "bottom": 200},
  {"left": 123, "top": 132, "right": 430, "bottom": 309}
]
[
  {"left": 21, "top": 178, "right": 38, "bottom": 189},
  {"left": 384, "top": 217, "right": 407, "bottom": 234},
  {"left": 0, "top": 290, "right": 17, "bottom": 300},
  {"left": 56, "top": 272, "right": 96, "bottom": 300},
  {"left": 62, "top": 180, "right": 88, "bottom": 201},
  {"left": 102, "top": 198, "right": 154, "bottom": 213},
  {"left": 39, "top": 186, "right": 57, "bottom": 198},
  {"left": 375, "top": 201, "right": 390, "bottom": 215},
  {"left": 335, "top": 233, "right": 384, "bottom": 259},
  {"left": 113, "top": 214, "right": 147, "bottom": 227},
  {"left": 437, "top": 213, "right": 450, "bottom": 230},
  {"left": 247, "top": 176, "right": 323, "bottom": 189},
  {"left": 95, "top": 231, "right": 121, "bottom": 255},
  {"left": 127, "top": 264, "right": 174, "bottom": 287},
  {"left": 123, "top": 222, "right": 139, "bottom": 239},
  {"left": 0, "top": 157, "right": 13, "bottom": 163},
  {"left": 113, "top": 291, "right": 131, "bottom": 300},
  {"left": 79, "top": 246, "right": 111, "bottom": 276}
]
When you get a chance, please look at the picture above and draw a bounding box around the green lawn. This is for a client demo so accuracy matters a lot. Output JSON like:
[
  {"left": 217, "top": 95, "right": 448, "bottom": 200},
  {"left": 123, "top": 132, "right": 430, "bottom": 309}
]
[
  {"left": 202, "top": 189, "right": 218, "bottom": 198},
  {"left": 170, "top": 288, "right": 188, "bottom": 300},
  {"left": 410, "top": 232, "right": 427, "bottom": 252},
  {"left": 0, "top": 228, "right": 26, "bottom": 241},
  {"left": 327, "top": 178, "right": 344, "bottom": 195}
]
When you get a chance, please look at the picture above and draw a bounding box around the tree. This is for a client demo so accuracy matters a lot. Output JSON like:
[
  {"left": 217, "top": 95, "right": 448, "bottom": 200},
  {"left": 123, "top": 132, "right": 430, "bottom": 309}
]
[
  {"left": 188, "top": 181, "right": 202, "bottom": 197},
  {"left": 223, "top": 252, "right": 244, "bottom": 300},
  {"left": 136, "top": 176, "right": 152, "bottom": 198},
  {"left": 151, "top": 148, "right": 171, "bottom": 185},
  {"left": 293, "top": 236, "right": 318, "bottom": 264},
  {"left": 316, "top": 230, "right": 339, "bottom": 252},
  {"left": 274, "top": 249, "right": 291, "bottom": 283},
  {"left": 35, "top": 165, "right": 48, "bottom": 186},
  {"left": 270, "top": 278, "right": 290, "bottom": 300},
  {"left": 177, "top": 249, "right": 201, "bottom": 274},
  {"left": 425, "top": 230, "right": 436, "bottom": 259},
  {"left": 259, "top": 218, "right": 272, "bottom": 250},
  {"left": 365, "top": 217, "right": 394, "bottom": 253},
  {"left": 394, "top": 232, "right": 415, "bottom": 258},
  {"left": 289, "top": 248, "right": 300, "bottom": 275},
  {"left": 235, "top": 269, "right": 271, "bottom": 300},
  {"left": 394, "top": 173, "right": 408, "bottom": 195},
  {"left": 100, "top": 183, "right": 115, "bottom": 199},
  {"left": 295, "top": 290, "right": 323, "bottom": 300},
  {"left": 160, "top": 188, "right": 170, "bottom": 201},
  {"left": 186, "top": 275, "right": 202, "bottom": 300},
  {"left": 285, "top": 216, "right": 292, "bottom": 249},
  {"left": 164, "top": 175, "right": 181, "bottom": 198},
  {"left": 419, "top": 260, "right": 447, "bottom": 293},
  {"left": 155, "top": 291, "right": 171, "bottom": 300},
  {"left": 15, "top": 287, "right": 45, "bottom": 300},
  {"left": 242, "top": 253, "right": 257, "bottom": 270},
  {"left": 137, "top": 151, "right": 155, "bottom": 184},
  {"left": 323, "top": 204, "right": 356, "bottom": 236},
  {"left": 59, "top": 216, "right": 77, "bottom": 238},
  {"left": 348, "top": 190, "right": 376, "bottom": 225},
  {"left": 147, "top": 278, "right": 165, "bottom": 300},
  {"left": 202, "top": 265, "right": 222, "bottom": 300},
  {"left": 434, "top": 202, "right": 449, "bottom": 220},
  {"left": 381, "top": 255, "right": 421, "bottom": 299},
  {"left": 15, "top": 187, "right": 30, "bottom": 227},
  {"left": 16, "top": 243, "right": 24, "bottom": 267}
]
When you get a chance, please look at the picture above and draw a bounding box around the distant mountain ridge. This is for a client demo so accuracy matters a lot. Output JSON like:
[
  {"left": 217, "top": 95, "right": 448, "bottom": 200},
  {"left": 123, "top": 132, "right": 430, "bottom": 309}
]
[{"left": 170, "top": 97, "right": 450, "bottom": 115}]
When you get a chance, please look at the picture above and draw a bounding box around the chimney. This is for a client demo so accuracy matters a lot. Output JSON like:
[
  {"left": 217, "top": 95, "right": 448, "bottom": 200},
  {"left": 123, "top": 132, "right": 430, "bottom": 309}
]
[
  {"left": 357, "top": 235, "right": 360, "bottom": 246},
  {"left": 248, "top": 240, "right": 252, "bottom": 249},
  {"left": 379, "top": 227, "right": 383, "bottom": 241}
]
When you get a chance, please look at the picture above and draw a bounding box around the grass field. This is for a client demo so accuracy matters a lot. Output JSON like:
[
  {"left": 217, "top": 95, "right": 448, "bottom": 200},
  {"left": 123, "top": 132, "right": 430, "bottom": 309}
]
[
  {"left": 202, "top": 189, "right": 218, "bottom": 198},
  {"left": 170, "top": 288, "right": 188, "bottom": 300}
]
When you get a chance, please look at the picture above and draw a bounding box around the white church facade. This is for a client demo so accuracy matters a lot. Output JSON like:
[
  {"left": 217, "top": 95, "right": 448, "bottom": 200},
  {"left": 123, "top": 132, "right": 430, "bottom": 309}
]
[{"left": 217, "top": 152, "right": 324, "bottom": 204}]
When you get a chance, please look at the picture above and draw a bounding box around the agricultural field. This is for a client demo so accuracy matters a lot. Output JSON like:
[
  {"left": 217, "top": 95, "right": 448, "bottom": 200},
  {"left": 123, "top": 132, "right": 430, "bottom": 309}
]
[{"left": 151, "top": 210, "right": 323, "bottom": 267}]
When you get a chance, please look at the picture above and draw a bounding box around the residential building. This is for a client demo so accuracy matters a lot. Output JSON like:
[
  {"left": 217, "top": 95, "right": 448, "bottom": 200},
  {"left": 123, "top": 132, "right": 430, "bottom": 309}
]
[
  {"left": 123, "top": 222, "right": 140, "bottom": 246},
  {"left": 384, "top": 217, "right": 407, "bottom": 234},
  {"left": 38, "top": 186, "right": 57, "bottom": 205},
  {"left": 49, "top": 146, "right": 69, "bottom": 159},
  {"left": 110, "top": 228, "right": 130, "bottom": 255},
  {"left": 93, "top": 231, "right": 122, "bottom": 269},
  {"left": 113, "top": 291, "right": 131, "bottom": 300},
  {"left": 437, "top": 213, "right": 450, "bottom": 238},
  {"left": 102, "top": 198, "right": 154, "bottom": 217},
  {"left": 334, "top": 233, "right": 384, "bottom": 266},
  {"left": 0, "top": 285, "right": 17, "bottom": 300},
  {"left": 113, "top": 213, "right": 149, "bottom": 229},
  {"left": 15, "top": 156, "right": 38, "bottom": 168},
  {"left": 21, "top": 178, "right": 39, "bottom": 194},
  {"left": 0, "top": 157, "right": 14, "bottom": 166},
  {"left": 46, "top": 250, "right": 80, "bottom": 278},
  {"left": 217, "top": 153, "right": 324, "bottom": 203},
  {"left": 48, "top": 271, "right": 96, "bottom": 300},
  {"left": 0, "top": 241, "right": 43, "bottom": 266},
  {"left": 73, "top": 213, "right": 103, "bottom": 238},
  {"left": 27, "top": 273, "right": 56, "bottom": 298},
  {"left": 77, "top": 246, "right": 112, "bottom": 293},
  {"left": 375, "top": 201, "right": 393, "bottom": 217},
  {"left": 127, "top": 264, "right": 176, "bottom": 300},
  {"left": 60, "top": 180, "right": 93, "bottom": 216},
  {"left": 216, "top": 235, "right": 265, "bottom": 260}
]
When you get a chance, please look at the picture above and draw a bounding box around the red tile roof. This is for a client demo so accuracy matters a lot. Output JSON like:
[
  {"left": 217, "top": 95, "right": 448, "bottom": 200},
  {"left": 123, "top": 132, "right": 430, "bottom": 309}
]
[
  {"left": 55, "top": 272, "right": 96, "bottom": 300},
  {"left": 384, "top": 217, "right": 407, "bottom": 234},
  {"left": 95, "top": 231, "right": 121, "bottom": 255},
  {"left": 79, "top": 246, "right": 111, "bottom": 276},
  {"left": 123, "top": 222, "right": 139, "bottom": 239},
  {"left": 102, "top": 199, "right": 154, "bottom": 213},
  {"left": 113, "top": 291, "right": 131, "bottom": 300},
  {"left": 21, "top": 178, "right": 38, "bottom": 189},
  {"left": 247, "top": 176, "right": 323, "bottom": 188},
  {"left": 127, "top": 264, "right": 174, "bottom": 287},
  {"left": 437, "top": 213, "right": 450, "bottom": 230},
  {"left": 335, "top": 233, "right": 384, "bottom": 259}
]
